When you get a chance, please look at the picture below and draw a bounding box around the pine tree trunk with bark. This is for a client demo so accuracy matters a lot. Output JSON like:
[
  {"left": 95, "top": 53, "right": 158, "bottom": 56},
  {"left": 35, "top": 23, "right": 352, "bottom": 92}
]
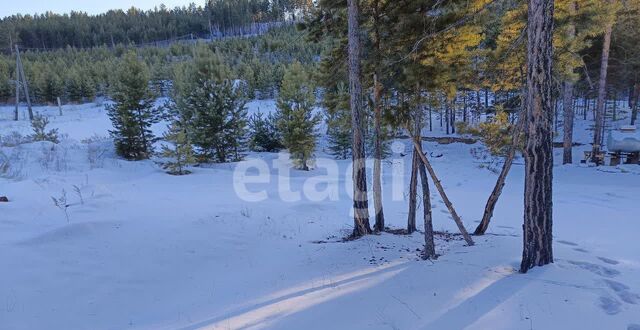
[
  {"left": 417, "top": 141, "right": 436, "bottom": 259},
  {"left": 632, "top": 83, "right": 639, "bottom": 126},
  {"left": 372, "top": 79, "right": 385, "bottom": 231},
  {"left": 562, "top": 81, "right": 575, "bottom": 164},
  {"left": 593, "top": 19, "right": 613, "bottom": 162},
  {"left": 407, "top": 149, "right": 419, "bottom": 233},
  {"left": 347, "top": 0, "right": 371, "bottom": 237},
  {"left": 520, "top": 0, "right": 555, "bottom": 273}
]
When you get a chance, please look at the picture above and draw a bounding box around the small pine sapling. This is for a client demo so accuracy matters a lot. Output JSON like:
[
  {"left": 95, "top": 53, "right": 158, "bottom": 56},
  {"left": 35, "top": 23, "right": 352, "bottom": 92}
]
[
  {"left": 160, "top": 119, "right": 195, "bottom": 175},
  {"left": 30, "top": 114, "right": 60, "bottom": 143},
  {"left": 248, "top": 112, "right": 283, "bottom": 152}
]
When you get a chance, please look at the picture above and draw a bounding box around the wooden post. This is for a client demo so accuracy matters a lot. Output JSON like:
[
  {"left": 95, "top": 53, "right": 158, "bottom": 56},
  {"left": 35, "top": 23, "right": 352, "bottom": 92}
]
[
  {"left": 408, "top": 135, "right": 474, "bottom": 246},
  {"left": 14, "top": 57, "right": 20, "bottom": 121},
  {"left": 57, "top": 97, "right": 63, "bottom": 116},
  {"left": 15, "top": 45, "right": 33, "bottom": 120}
]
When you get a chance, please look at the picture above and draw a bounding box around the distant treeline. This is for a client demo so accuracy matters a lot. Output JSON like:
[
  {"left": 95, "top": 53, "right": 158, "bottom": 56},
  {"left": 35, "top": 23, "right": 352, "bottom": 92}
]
[
  {"left": 0, "top": 25, "right": 322, "bottom": 105},
  {"left": 0, "top": 0, "right": 308, "bottom": 50}
]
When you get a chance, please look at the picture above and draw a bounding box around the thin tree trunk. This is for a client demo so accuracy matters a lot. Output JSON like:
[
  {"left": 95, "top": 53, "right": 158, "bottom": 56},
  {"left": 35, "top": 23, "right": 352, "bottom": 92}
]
[
  {"left": 463, "top": 92, "right": 468, "bottom": 123},
  {"left": 417, "top": 141, "right": 436, "bottom": 259},
  {"left": 475, "top": 90, "right": 482, "bottom": 123},
  {"left": 373, "top": 74, "right": 385, "bottom": 231},
  {"left": 562, "top": 81, "right": 575, "bottom": 164},
  {"left": 520, "top": 0, "right": 554, "bottom": 273},
  {"left": 474, "top": 97, "right": 525, "bottom": 236},
  {"left": 407, "top": 149, "right": 418, "bottom": 233},
  {"left": 429, "top": 105, "right": 433, "bottom": 131},
  {"left": 347, "top": 0, "right": 371, "bottom": 237},
  {"left": 584, "top": 95, "right": 589, "bottom": 120},
  {"left": 451, "top": 101, "right": 456, "bottom": 134},
  {"left": 445, "top": 103, "right": 450, "bottom": 134},
  {"left": 631, "top": 83, "right": 639, "bottom": 126},
  {"left": 612, "top": 90, "right": 617, "bottom": 121},
  {"left": 593, "top": 17, "right": 613, "bottom": 161},
  {"left": 485, "top": 89, "right": 489, "bottom": 109},
  {"left": 57, "top": 97, "right": 63, "bottom": 116},
  {"left": 409, "top": 137, "right": 474, "bottom": 246}
]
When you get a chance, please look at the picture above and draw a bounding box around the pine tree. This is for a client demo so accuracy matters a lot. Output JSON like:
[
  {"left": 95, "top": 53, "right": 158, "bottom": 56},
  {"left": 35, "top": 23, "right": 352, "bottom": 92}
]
[
  {"left": 324, "top": 83, "right": 352, "bottom": 159},
  {"left": 107, "top": 52, "right": 158, "bottom": 160},
  {"left": 277, "top": 61, "right": 320, "bottom": 170},
  {"left": 161, "top": 119, "right": 195, "bottom": 175},
  {"left": 186, "top": 80, "right": 248, "bottom": 163},
  {"left": 30, "top": 114, "right": 60, "bottom": 143},
  {"left": 248, "top": 112, "right": 283, "bottom": 152}
]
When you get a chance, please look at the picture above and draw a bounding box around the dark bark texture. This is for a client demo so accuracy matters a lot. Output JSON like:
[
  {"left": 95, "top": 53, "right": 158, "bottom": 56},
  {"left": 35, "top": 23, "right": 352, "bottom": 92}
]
[
  {"left": 347, "top": 0, "right": 371, "bottom": 237},
  {"left": 417, "top": 142, "right": 436, "bottom": 259},
  {"left": 520, "top": 0, "right": 555, "bottom": 273},
  {"left": 407, "top": 149, "right": 419, "bottom": 233},
  {"left": 593, "top": 19, "right": 613, "bottom": 160},
  {"left": 562, "top": 81, "right": 575, "bottom": 164}
]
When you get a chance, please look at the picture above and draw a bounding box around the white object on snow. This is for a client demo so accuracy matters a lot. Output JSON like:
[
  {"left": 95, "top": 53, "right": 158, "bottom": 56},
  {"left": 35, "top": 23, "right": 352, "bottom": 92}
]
[{"left": 607, "top": 129, "right": 640, "bottom": 153}]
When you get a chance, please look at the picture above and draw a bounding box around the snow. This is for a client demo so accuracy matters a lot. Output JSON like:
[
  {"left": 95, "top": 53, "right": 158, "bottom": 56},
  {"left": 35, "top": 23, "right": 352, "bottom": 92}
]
[{"left": 1, "top": 101, "right": 640, "bottom": 329}]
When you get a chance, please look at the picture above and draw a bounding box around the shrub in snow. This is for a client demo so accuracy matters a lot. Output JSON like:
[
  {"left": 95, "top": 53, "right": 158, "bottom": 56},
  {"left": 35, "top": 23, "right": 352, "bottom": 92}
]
[
  {"left": 0, "top": 131, "right": 31, "bottom": 147},
  {"left": 248, "top": 112, "right": 283, "bottom": 152},
  {"left": 29, "top": 114, "right": 60, "bottom": 144}
]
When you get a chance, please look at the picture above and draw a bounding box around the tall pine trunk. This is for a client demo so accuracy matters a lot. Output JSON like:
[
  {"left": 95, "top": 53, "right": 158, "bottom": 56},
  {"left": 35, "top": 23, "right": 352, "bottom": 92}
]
[
  {"left": 348, "top": 0, "right": 371, "bottom": 237},
  {"left": 562, "top": 81, "right": 575, "bottom": 164},
  {"left": 631, "top": 83, "right": 639, "bottom": 126},
  {"left": 520, "top": 0, "right": 554, "bottom": 273},
  {"left": 593, "top": 19, "right": 613, "bottom": 161},
  {"left": 371, "top": 3, "right": 385, "bottom": 231},
  {"left": 373, "top": 74, "right": 385, "bottom": 231},
  {"left": 407, "top": 148, "right": 419, "bottom": 233},
  {"left": 417, "top": 142, "right": 436, "bottom": 259}
]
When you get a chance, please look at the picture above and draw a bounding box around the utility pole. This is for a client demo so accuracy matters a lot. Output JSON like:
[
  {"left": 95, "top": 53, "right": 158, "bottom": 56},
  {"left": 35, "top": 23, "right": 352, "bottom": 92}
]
[
  {"left": 57, "top": 97, "right": 63, "bottom": 116},
  {"left": 14, "top": 57, "right": 20, "bottom": 121},
  {"left": 15, "top": 45, "right": 33, "bottom": 120}
]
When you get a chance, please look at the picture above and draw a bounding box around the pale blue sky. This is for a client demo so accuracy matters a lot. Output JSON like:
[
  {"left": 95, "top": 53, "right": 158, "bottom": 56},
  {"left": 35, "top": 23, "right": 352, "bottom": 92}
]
[{"left": 1, "top": 0, "right": 201, "bottom": 18}]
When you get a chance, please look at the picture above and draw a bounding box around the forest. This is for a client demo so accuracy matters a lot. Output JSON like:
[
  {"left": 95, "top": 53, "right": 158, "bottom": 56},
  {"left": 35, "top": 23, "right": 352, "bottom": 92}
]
[{"left": 1, "top": 0, "right": 640, "bottom": 329}]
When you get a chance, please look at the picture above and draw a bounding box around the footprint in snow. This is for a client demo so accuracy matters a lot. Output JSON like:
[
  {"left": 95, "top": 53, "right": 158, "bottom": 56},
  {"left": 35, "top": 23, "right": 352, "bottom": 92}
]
[
  {"left": 557, "top": 240, "right": 579, "bottom": 246},
  {"left": 567, "top": 260, "right": 620, "bottom": 278},
  {"left": 574, "top": 248, "right": 590, "bottom": 253},
  {"left": 628, "top": 324, "right": 640, "bottom": 330},
  {"left": 603, "top": 279, "right": 640, "bottom": 305},
  {"left": 598, "top": 256, "right": 620, "bottom": 265},
  {"left": 599, "top": 295, "right": 623, "bottom": 315}
]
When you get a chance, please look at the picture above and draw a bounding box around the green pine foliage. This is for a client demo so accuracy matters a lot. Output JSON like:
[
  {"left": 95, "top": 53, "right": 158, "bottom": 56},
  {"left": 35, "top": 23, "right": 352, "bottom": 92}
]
[
  {"left": 0, "top": 58, "right": 11, "bottom": 103},
  {"left": 324, "top": 82, "right": 352, "bottom": 160},
  {"left": 107, "top": 52, "right": 158, "bottom": 160},
  {"left": 248, "top": 112, "right": 284, "bottom": 152},
  {"left": 1, "top": 24, "right": 322, "bottom": 106},
  {"left": 277, "top": 61, "right": 320, "bottom": 170},
  {"left": 0, "top": 2, "right": 290, "bottom": 49},
  {"left": 30, "top": 114, "right": 60, "bottom": 143},
  {"left": 180, "top": 79, "right": 248, "bottom": 163},
  {"left": 160, "top": 119, "right": 195, "bottom": 175}
]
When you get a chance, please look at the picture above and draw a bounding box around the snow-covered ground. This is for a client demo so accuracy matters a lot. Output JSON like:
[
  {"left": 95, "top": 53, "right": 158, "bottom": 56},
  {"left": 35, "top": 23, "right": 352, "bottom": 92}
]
[{"left": 1, "top": 102, "right": 639, "bottom": 330}]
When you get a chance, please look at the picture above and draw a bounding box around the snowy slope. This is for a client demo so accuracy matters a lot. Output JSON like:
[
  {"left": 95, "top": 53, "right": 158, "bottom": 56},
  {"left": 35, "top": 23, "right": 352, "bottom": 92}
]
[{"left": 1, "top": 102, "right": 639, "bottom": 330}]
